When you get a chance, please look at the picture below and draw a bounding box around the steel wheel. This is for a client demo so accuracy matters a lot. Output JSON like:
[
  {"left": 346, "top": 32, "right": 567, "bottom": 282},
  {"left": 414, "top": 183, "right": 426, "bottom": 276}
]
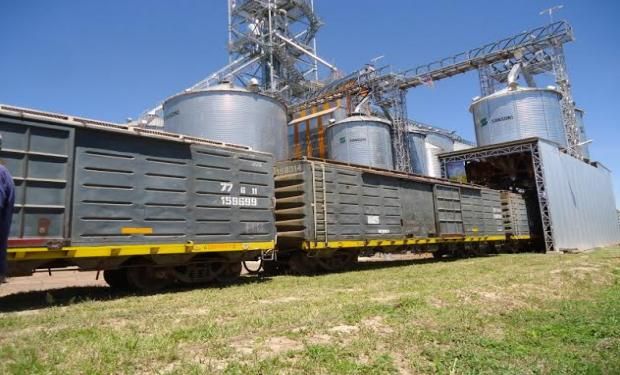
[
  {"left": 288, "top": 252, "right": 320, "bottom": 274},
  {"left": 431, "top": 250, "right": 445, "bottom": 259},
  {"left": 317, "top": 251, "right": 357, "bottom": 272},
  {"left": 126, "top": 265, "right": 172, "bottom": 292},
  {"left": 103, "top": 269, "right": 129, "bottom": 290},
  {"left": 215, "top": 262, "right": 242, "bottom": 283}
]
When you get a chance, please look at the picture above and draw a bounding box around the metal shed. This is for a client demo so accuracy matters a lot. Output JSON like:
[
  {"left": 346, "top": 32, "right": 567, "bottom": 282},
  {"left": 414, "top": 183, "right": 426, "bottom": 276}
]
[{"left": 439, "top": 138, "right": 620, "bottom": 252}]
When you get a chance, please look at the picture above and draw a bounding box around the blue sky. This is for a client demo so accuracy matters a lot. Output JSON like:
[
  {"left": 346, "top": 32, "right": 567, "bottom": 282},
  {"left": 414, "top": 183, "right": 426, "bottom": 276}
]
[{"left": 1, "top": 1, "right": 619, "bottom": 207}]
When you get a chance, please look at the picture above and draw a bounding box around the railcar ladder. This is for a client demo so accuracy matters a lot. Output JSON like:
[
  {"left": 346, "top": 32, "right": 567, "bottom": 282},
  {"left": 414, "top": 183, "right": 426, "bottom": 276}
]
[{"left": 310, "top": 162, "right": 328, "bottom": 243}]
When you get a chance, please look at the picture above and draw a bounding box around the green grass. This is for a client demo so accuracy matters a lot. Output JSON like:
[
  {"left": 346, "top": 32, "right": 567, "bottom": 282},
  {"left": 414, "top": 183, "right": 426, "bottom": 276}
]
[{"left": 1, "top": 247, "right": 620, "bottom": 374}]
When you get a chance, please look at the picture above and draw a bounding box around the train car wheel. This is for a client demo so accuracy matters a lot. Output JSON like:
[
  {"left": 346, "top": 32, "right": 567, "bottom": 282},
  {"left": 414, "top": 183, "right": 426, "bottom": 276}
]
[
  {"left": 432, "top": 245, "right": 448, "bottom": 260},
  {"left": 470, "top": 243, "right": 484, "bottom": 257},
  {"left": 317, "top": 251, "right": 357, "bottom": 272},
  {"left": 261, "top": 259, "right": 287, "bottom": 275},
  {"left": 103, "top": 269, "right": 129, "bottom": 290},
  {"left": 215, "top": 262, "right": 242, "bottom": 284},
  {"left": 126, "top": 265, "right": 172, "bottom": 292},
  {"left": 288, "top": 253, "right": 319, "bottom": 274}
]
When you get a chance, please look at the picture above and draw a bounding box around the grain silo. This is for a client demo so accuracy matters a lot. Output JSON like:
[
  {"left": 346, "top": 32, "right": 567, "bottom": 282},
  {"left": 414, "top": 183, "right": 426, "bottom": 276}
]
[
  {"left": 424, "top": 132, "right": 454, "bottom": 178},
  {"left": 163, "top": 81, "right": 288, "bottom": 160},
  {"left": 470, "top": 86, "right": 566, "bottom": 147},
  {"left": 407, "top": 130, "right": 427, "bottom": 174},
  {"left": 326, "top": 114, "right": 393, "bottom": 169}
]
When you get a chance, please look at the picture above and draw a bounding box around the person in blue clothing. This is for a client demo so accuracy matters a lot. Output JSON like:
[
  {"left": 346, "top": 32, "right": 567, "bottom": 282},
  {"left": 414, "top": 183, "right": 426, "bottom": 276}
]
[{"left": 0, "top": 162, "right": 15, "bottom": 283}]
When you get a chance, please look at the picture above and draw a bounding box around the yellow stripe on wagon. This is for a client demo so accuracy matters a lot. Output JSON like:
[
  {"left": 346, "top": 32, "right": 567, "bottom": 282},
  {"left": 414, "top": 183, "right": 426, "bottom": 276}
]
[
  {"left": 7, "top": 241, "right": 275, "bottom": 262},
  {"left": 120, "top": 227, "right": 153, "bottom": 235},
  {"left": 302, "top": 235, "right": 529, "bottom": 250}
]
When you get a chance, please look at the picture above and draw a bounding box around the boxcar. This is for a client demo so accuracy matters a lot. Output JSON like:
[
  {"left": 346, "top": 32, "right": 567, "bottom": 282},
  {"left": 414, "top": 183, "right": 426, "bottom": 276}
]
[
  {"left": 0, "top": 105, "right": 275, "bottom": 290},
  {"left": 273, "top": 159, "right": 532, "bottom": 273}
]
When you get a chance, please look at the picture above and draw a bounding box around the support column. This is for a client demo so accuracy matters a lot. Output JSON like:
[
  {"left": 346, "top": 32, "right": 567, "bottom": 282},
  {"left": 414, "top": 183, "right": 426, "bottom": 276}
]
[
  {"left": 551, "top": 43, "right": 581, "bottom": 158},
  {"left": 530, "top": 143, "right": 555, "bottom": 252},
  {"left": 386, "top": 89, "right": 412, "bottom": 173},
  {"left": 478, "top": 64, "right": 496, "bottom": 97}
]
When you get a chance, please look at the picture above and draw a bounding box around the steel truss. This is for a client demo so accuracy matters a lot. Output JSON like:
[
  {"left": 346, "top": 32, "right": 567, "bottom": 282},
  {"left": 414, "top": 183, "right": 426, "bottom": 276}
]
[
  {"left": 291, "top": 21, "right": 580, "bottom": 171},
  {"left": 551, "top": 43, "right": 581, "bottom": 158},
  {"left": 136, "top": 0, "right": 336, "bottom": 127},
  {"left": 292, "top": 21, "right": 575, "bottom": 111},
  {"left": 401, "top": 20, "right": 581, "bottom": 159},
  {"left": 380, "top": 88, "right": 411, "bottom": 172},
  {"left": 399, "top": 21, "right": 573, "bottom": 89},
  {"left": 439, "top": 141, "right": 555, "bottom": 252},
  {"left": 225, "top": 0, "right": 332, "bottom": 98}
]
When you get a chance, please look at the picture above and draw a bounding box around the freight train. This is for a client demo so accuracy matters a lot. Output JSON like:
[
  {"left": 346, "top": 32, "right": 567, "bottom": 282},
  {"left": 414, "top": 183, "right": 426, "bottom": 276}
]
[{"left": 0, "top": 105, "right": 535, "bottom": 291}]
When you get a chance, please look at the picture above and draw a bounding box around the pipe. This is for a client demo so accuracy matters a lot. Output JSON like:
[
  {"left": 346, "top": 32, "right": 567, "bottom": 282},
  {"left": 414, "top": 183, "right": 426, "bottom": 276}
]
[
  {"left": 268, "top": 0, "right": 275, "bottom": 91},
  {"left": 227, "top": 0, "right": 233, "bottom": 64},
  {"left": 310, "top": 0, "right": 319, "bottom": 81},
  {"left": 507, "top": 63, "right": 522, "bottom": 90},
  {"left": 274, "top": 32, "right": 338, "bottom": 72},
  {"left": 354, "top": 93, "right": 371, "bottom": 114}
]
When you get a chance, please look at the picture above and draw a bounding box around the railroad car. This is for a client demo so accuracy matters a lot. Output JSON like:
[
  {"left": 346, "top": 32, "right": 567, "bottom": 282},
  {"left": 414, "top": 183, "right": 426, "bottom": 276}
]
[
  {"left": 271, "top": 159, "right": 532, "bottom": 273},
  {"left": 0, "top": 106, "right": 276, "bottom": 291}
]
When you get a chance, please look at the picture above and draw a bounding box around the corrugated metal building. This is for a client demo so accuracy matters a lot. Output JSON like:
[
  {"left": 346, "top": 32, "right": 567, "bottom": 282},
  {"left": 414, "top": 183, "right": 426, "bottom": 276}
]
[
  {"left": 439, "top": 138, "right": 620, "bottom": 252},
  {"left": 537, "top": 141, "right": 619, "bottom": 250}
]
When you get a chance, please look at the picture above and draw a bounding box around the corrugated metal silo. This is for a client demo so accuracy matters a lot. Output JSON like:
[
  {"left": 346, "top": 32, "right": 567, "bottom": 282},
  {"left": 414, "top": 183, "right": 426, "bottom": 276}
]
[
  {"left": 424, "top": 132, "right": 454, "bottom": 177},
  {"left": 453, "top": 141, "right": 474, "bottom": 151},
  {"left": 326, "top": 114, "right": 393, "bottom": 169},
  {"left": 407, "top": 130, "right": 427, "bottom": 174},
  {"left": 163, "top": 82, "right": 288, "bottom": 160},
  {"left": 470, "top": 86, "right": 566, "bottom": 147}
]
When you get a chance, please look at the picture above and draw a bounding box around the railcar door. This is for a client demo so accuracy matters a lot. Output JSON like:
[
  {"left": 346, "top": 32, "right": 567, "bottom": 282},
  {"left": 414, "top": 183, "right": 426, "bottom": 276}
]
[
  {"left": 0, "top": 118, "right": 74, "bottom": 246},
  {"left": 433, "top": 185, "right": 465, "bottom": 236}
]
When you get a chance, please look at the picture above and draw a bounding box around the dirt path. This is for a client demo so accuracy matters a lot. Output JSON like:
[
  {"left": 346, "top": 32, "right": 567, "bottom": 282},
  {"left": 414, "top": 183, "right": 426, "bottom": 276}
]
[{"left": 0, "top": 271, "right": 107, "bottom": 297}]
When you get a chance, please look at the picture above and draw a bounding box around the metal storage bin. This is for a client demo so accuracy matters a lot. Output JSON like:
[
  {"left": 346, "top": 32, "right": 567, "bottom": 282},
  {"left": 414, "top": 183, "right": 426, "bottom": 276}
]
[
  {"left": 470, "top": 86, "right": 566, "bottom": 147},
  {"left": 163, "top": 82, "right": 288, "bottom": 160},
  {"left": 326, "top": 114, "right": 394, "bottom": 170}
]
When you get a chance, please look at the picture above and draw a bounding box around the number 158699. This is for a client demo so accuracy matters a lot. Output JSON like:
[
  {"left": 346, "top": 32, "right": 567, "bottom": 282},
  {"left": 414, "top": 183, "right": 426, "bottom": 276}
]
[{"left": 220, "top": 196, "right": 258, "bottom": 206}]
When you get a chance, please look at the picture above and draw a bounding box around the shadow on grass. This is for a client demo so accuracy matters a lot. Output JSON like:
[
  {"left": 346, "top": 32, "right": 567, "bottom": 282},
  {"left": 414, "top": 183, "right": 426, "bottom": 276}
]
[
  {"left": 261, "top": 253, "right": 498, "bottom": 277},
  {"left": 353, "top": 256, "right": 460, "bottom": 270},
  {"left": 0, "top": 275, "right": 271, "bottom": 314},
  {"left": 348, "top": 253, "right": 498, "bottom": 273}
]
